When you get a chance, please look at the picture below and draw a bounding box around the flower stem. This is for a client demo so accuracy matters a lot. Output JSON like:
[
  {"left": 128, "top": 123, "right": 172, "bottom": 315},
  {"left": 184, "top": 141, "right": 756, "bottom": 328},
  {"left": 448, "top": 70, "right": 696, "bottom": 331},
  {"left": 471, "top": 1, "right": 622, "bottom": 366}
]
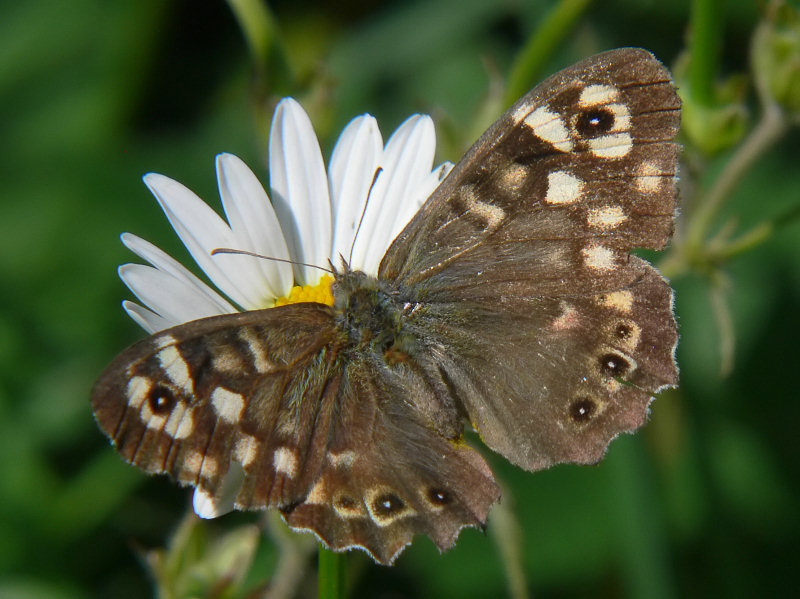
[
  {"left": 687, "top": 0, "right": 724, "bottom": 106},
  {"left": 489, "top": 493, "right": 529, "bottom": 599},
  {"left": 226, "top": 0, "right": 294, "bottom": 158},
  {"left": 226, "top": 0, "right": 279, "bottom": 72},
  {"left": 318, "top": 547, "right": 345, "bottom": 599},
  {"left": 660, "top": 101, "right": 788, "bottom": 279},
  {"left": 686, "top": 102, "right": 787, "bottom": 256},
  {"left": 709, "top": 270, "right": 734, "bottom": 377}
]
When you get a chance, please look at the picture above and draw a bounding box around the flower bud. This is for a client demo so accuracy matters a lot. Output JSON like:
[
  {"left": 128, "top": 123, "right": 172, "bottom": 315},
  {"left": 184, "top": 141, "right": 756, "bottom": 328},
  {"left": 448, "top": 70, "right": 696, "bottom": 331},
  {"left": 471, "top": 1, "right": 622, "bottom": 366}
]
[{"left": 673, "top": 52, "right": 748, "bottom": 155}]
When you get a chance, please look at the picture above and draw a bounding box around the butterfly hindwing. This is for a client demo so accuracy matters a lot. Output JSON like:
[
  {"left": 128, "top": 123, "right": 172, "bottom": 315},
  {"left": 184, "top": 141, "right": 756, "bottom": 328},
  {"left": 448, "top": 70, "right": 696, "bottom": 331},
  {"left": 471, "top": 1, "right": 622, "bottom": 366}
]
[
  {"left": 284, "top": 358, "right": 499, "bottom": 565},
  {"left": 396, "top": 259, "right": 677, "bottom": 470}
]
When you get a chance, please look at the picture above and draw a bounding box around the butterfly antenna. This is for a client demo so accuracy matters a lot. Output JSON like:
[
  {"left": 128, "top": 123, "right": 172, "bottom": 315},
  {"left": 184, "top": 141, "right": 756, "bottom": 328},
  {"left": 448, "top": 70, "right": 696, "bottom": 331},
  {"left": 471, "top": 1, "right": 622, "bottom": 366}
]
[
  {"left": 349, "top": 166, "right": 384, "bottom": 267},
  {"left": 210, "top": 248, "right": 334, "bottom": 274}
]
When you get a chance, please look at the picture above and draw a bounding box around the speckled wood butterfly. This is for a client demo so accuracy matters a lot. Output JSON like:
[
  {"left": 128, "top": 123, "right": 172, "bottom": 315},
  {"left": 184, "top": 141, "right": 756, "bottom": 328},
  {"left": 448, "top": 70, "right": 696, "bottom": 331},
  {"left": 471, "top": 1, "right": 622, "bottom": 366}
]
[{"left": 92, "top": 48, "right": 679, "bottom": 565}]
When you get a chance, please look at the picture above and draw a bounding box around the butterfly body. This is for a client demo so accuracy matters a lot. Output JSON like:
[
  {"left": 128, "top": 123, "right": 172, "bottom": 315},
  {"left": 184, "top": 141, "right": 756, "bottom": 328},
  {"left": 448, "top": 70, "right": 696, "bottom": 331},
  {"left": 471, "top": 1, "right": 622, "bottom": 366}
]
[
  {"left": 93, "top": 48, "right": 680, "bottom": 564},
  {"left": 334, "top": 269, "right": 409, "bottom": 355}
]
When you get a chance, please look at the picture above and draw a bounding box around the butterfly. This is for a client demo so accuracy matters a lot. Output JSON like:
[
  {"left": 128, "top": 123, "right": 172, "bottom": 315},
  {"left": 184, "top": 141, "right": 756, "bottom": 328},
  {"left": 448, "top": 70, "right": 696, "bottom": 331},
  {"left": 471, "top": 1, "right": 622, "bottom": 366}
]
[{"left": 92, "top": 48, "right": 680, "bottom": 565}]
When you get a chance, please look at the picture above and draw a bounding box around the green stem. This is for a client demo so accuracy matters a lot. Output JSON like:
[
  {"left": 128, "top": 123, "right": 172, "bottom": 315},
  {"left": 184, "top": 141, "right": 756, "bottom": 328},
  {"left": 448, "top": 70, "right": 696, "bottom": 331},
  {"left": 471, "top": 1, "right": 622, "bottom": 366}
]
[
  {"left": 226, "top": 0, "right": 294, "bottom": 160},
  {"left": 318, "top": 547, "right": 345, "bottom": 599},
  {"left": 488, "top": 493, "right": 529, "bottom": 599},
  {"left": 709, "top": 271, "right": 735, "bottom": 377},
  {"left": 714, "top": 221, "right": 773, "bottom": 261},
  {"left": 687, "top": 0, "right": 724, "bottom": 106},
  {"left": 661, "top": 101, "right": 788, "bottom": 280},
  {"left": 504, "top": 0, "right": 594, "bottom": 106},
  {"left": 686, "top": 102, "right": 787, "bottom": 256},
  {"left": 263, "top": 512, "right": 317, "bottom": 599},
  {"left": 608, "top": 439, "right": 677, "bottom": 599},
  {"left": 226, "top": 0, "right": 279, "bottom": 72},
  {"left": 708, "top": 198, "right": 800, "bottom": 262}
]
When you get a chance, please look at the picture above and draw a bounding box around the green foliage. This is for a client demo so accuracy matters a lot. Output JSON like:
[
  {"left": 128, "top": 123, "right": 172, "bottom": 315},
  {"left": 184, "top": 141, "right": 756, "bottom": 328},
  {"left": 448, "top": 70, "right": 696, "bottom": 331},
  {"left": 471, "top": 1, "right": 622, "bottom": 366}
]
[
  {"left": 147, "top": 514, "right": 260, "bottom": 599},
  {"left": 752, "top": 0, "right": 800, "bottom": 114},
  {"left": 0, "top": 0, "right": 798, "bottom": 598}
]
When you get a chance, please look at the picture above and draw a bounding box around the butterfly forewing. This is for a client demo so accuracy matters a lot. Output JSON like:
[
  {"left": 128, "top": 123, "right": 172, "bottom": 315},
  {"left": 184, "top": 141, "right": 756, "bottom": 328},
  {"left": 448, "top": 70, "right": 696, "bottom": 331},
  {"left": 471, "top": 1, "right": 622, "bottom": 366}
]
[
  {"left": 93, "top": 47, "right": 679, "bottom": 565},
  {"left": 92, "top": 304, "right": 339, "bottom": 511},
  {"left": 381, "top": 48, "right": 679, "bottom": 290}
]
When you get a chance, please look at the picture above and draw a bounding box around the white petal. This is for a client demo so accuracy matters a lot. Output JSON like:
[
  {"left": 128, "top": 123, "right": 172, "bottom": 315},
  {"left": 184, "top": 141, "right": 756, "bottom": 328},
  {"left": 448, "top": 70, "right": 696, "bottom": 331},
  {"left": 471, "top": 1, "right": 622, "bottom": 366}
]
[
  {"left": 192, "top": 463, "right": 245, "bottom": 519},
  {"left": 121, "top": 233, "right": 236, "bottom": 315},
  {"left": 269, "top": 98, "right": 332, "bottom": 285},
  {"left": 328, "top": 114, "right": 383, "bottom": 266},
  {"left": 398, "top": 160, "right": 454, "bottom": 231},
  {"left": 144, "top": 173, "right": 278, "bottom": 310},
  {"left": 119, "top": 264, "right": 234, "bottom": 327},
  {"left": 351, "top": 115, "right": 437, "bottom": 274},
  {"left": 216, "top": 153, "right": 293, "bottom": 298},
  {"left": 379, "top": 115, "right": 438, "bottom": 236},
  {"left": 122, "top": 300, "right": 173, "bottom": 334},
  {"left": 193, "top": 488, "right": 220, "bottom": 519}
]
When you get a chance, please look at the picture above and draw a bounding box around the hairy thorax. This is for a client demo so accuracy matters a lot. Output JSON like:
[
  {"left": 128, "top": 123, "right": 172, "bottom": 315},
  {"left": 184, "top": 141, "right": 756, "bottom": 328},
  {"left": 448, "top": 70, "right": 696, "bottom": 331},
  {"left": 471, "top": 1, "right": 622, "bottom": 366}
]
[{"left": 332, "top": 270, "right": 417, "bottom": 364}]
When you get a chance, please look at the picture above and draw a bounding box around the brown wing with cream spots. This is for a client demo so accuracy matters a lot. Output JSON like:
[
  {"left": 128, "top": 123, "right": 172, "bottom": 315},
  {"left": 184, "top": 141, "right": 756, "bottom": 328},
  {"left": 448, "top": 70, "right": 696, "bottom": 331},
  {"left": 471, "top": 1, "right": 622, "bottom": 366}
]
[
  {"left": 377, "top": 48, "right": 679, "bottom": 472},
  {"left": 398, "top": 259, "right": 677, "bottom": 471},
  {"left": 91, "top": 303, "right": 340, "bottom": 516},
  {"left": 380, "top": 47, "right": 680, "bottom": 299},
  {"left": 283, "top": 358, "right": 499, "bottom": 565},
  {"left": 91, "top": 301, "right": 499, "bottom": 565},
  {"left": 92, "top": 47, "right": 679, "bottom": 563}
]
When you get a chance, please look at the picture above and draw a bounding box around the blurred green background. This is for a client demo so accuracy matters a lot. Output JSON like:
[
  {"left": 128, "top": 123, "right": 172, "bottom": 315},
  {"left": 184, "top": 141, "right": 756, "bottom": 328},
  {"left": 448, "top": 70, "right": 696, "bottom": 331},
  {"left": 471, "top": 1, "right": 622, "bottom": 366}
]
[{"left": 1, "top": 0, "right": 798, "bottom": 598}]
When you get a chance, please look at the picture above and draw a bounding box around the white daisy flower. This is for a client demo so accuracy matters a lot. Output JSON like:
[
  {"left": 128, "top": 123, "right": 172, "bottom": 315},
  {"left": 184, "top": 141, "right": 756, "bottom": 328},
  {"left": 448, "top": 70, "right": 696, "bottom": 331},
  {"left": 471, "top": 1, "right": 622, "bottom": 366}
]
[{"left": 119, "top": 97, "right": 453, "bottom": 336}]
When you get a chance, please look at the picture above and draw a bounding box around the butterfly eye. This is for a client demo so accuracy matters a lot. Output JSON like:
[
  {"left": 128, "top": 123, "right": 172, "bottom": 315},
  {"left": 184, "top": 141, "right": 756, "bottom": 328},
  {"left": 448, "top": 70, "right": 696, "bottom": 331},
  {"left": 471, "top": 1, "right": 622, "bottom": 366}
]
[
  {"left": 147, "top": 385, "right": 176, "bottom": 414},
  {"left": 569, "top": 397, "right": 597, "bottom": 423},
  {"left": 575, "top": 108, "right": 615, "bottom": 137},
  {"left": 599, "top": 352, "right": 630, "bottom": 377},
  {"left": 608, "top": 320, "right": 642, "bottom": 353}
]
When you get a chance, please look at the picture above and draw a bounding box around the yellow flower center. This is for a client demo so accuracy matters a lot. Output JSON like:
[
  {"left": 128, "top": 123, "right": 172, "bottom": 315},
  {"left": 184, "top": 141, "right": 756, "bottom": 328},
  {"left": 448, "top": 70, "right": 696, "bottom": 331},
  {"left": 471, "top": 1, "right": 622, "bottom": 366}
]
[{"left": 273, "top": 274, "right": 335, "bottom": 307}]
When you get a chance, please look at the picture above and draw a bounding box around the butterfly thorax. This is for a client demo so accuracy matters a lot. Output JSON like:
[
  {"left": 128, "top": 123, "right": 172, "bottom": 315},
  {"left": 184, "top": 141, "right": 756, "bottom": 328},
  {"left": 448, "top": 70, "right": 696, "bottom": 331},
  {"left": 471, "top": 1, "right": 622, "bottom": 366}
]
[{"left": 332, "top": 269, "right": 413, "bottom": 362}]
